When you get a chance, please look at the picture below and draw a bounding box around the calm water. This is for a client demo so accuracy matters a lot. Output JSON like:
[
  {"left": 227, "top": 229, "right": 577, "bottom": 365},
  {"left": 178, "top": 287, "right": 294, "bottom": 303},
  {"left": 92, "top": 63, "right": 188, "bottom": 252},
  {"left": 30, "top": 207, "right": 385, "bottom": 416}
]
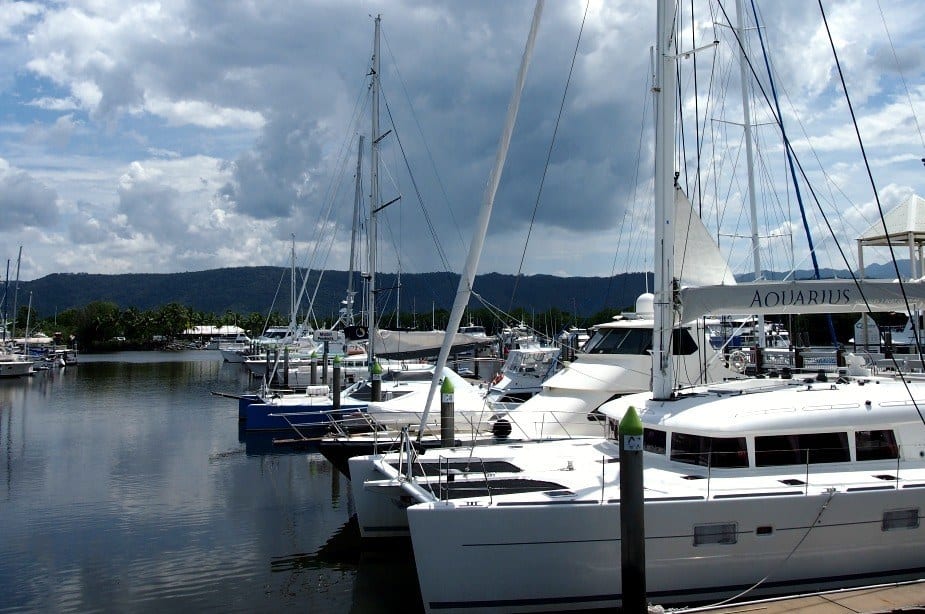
[{"left": 0, "top": 351, "right": 421, "bottom": 613}]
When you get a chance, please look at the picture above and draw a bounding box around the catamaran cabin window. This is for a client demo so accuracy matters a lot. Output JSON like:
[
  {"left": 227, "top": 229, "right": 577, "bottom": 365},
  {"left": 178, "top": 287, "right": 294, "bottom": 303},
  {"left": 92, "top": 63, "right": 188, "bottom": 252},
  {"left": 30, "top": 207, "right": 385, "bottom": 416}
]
[
  {"left": 882, "top": 508, "right": 919, "bottom": 531},
  {"left": 644, "top": 428, "right": 666, "bottom": 454},
  {"left": 855, "top": 430, "right": 899, "bottom": 461},
  {"left": 670, "top": 433, "right": 748, "bottom": 468},
  {"left": 693, "top": 523, "right": 737, "bottom": 546},
  {"left": 755, "top": 432, "right": 850, "bottom": 467}
]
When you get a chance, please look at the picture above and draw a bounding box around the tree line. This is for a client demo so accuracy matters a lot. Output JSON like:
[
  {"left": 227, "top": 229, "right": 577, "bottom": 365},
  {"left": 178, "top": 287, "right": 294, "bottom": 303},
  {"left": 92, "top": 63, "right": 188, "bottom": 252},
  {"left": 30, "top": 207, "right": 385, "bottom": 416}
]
[
  {"left": 8, "top": 301, "right": 625, "bottom": 352},
  {"left": 9, "top": 299, "right": 874, "bottom": 353}
]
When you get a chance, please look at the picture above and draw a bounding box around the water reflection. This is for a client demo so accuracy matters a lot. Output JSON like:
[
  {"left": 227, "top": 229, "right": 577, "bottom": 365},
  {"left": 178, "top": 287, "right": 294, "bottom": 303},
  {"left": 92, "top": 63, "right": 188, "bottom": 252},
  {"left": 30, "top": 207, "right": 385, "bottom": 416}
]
[{"left": 0, "top": 353, "right": 420, "bottom": 613}]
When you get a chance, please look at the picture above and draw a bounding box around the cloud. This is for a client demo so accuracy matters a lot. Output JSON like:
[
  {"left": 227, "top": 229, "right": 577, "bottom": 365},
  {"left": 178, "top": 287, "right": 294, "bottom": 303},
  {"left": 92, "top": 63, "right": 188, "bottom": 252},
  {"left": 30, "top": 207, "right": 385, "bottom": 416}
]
[
  {"left": 0, "top": 0, "right": 923, "bottom": 282},
  {"left": 27, "top": 96, "right": 80, "bottom": 111},
  {"left": 0, "top": 159, "right": 59, "bottom": 230},
  {"left": 218, "top": 112, "right": 327, "bottom": 220},
  {"left": 23, "top": 113, "right": 80, "bottom": 148},
  {"left": 68, "top": 209, "right": 112, "bottom": 244},
  {"left": 0, "top": 1, "right": 42, "bottom": 41}
]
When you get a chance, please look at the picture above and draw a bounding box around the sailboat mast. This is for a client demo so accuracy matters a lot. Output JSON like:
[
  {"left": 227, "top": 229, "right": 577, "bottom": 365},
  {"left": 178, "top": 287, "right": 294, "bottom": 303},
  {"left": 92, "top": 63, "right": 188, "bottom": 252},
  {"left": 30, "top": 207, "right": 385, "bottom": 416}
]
[
  {"left": 2, "top": 259, "right": 8, "bottom": 342},
  {"left": 416, "top": 0, "right": 544, "bottom": 436},
  {"left": 289, "top": 235, "right": 297, "bottom": 335},
  {"left": 653, "top": 0, "right": 678, "bottom": 401},
  {"left": 11, "top": 246, "right": 21, "bottom": 341},
  {"left": 735, "top": 0, "right": 766, "bottom": 348},
  {"left": 347, "top": 135, "right": 364, "bottom": 326},
  {"left": 368, "top": 14, "right": 381, "bottom": 368}
]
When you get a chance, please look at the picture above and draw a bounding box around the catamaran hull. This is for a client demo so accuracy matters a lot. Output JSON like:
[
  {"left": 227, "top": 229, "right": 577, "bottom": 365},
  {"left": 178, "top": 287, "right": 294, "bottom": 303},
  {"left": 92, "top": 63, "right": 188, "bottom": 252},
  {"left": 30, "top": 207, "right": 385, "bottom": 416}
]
[{"left": 408, "top": 489, "right": 925, "bottom": 612}]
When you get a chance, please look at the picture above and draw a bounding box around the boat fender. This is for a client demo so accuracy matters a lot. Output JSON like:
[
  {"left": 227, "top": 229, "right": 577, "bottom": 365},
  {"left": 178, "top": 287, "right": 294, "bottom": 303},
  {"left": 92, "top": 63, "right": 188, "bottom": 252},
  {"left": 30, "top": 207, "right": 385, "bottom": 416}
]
[
  {"left": 491, "top": 372, "right": 503, "bottom": 385},
  {"left": 492, "top": 418, "right": 512, "bottom": 439}
]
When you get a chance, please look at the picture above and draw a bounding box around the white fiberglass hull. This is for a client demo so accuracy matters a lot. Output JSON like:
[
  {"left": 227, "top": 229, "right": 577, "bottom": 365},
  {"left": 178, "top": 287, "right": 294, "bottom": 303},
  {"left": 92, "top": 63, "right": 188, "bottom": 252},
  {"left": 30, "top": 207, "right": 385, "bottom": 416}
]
[
  {"left": 408, "top": 488, "right": 925, "bottom": 612},
  {"left": 0, "top": 357, "right": 34, "bottom": 377}
]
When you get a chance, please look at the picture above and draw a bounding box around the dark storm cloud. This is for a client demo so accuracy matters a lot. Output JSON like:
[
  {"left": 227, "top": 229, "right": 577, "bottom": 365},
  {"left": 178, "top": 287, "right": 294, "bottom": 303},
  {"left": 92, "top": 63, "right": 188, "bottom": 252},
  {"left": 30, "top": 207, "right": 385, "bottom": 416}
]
[{"left": 215, "top": 0, "right": 653, "bottom": 253}]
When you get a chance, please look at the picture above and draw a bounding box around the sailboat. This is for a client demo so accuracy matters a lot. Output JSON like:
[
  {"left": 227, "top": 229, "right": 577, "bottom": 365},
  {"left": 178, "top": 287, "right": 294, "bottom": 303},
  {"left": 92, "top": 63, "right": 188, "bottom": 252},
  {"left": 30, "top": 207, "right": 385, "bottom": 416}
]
[{"left": 397, "top": 3, "right": 925, "bottom": 612}]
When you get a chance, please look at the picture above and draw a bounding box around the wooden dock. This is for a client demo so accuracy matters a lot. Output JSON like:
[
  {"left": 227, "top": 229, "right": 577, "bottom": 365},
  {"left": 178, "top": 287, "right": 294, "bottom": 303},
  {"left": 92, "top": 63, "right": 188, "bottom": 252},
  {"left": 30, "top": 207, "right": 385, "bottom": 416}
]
[{"left": 668, "top": 581, "right": 925, "bottom": 613}]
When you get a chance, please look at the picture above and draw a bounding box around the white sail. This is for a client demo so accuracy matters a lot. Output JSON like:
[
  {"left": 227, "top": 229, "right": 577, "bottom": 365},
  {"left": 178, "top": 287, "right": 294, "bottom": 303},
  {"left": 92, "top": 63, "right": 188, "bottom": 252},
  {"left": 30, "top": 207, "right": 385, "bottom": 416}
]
[
  {"left": 673, "top": 186, "right": 736, "bottom": 288},
  {"left": 680, "top": 278, "right": 925, "bottom": 319}
]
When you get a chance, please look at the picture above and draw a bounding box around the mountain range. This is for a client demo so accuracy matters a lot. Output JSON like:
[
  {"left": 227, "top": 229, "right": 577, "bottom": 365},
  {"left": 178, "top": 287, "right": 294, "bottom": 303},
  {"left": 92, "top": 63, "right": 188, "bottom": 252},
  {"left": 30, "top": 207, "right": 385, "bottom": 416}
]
[{"left": 7, "top": 261, "right": 911, "bottom": 320}]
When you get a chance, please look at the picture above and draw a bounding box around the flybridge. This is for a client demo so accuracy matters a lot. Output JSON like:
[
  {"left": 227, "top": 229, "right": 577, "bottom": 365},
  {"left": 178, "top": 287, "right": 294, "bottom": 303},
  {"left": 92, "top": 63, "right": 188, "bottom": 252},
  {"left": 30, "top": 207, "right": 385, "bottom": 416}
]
[{"left": 680, "top": 279, "right": 925, "bottom": 319}]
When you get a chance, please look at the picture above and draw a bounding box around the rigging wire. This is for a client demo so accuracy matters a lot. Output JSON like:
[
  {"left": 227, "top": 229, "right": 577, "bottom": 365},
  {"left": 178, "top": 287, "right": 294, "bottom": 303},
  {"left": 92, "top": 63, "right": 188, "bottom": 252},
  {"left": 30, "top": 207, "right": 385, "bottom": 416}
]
[
  {"left": 381, "top": 27, "right": 468, "bottom": 251},
  {"left": 817, "top": 0, "right": 925, "bottom": 427},
  {"left": 508, "top": 0, "right": 590, "bottom": 312},
  {"left": 717, "top": 0, "right": 839, "bottom": 343},
  {"left": 876, "top": 0, "right": 925, "bottom": 153},
  {"left": 605, "top": 74, "right": 651, "bottom": 310},
  {"left": 380, "top": 85, "right": 453, "bottom": 274}
]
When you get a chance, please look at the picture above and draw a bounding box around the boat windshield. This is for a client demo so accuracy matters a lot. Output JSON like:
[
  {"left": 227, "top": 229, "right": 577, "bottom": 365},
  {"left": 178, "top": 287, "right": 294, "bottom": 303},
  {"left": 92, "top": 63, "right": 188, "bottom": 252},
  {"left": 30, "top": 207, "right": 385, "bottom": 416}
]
[{"left": 584, "top": 326, "right": 699, "bottom": 356}]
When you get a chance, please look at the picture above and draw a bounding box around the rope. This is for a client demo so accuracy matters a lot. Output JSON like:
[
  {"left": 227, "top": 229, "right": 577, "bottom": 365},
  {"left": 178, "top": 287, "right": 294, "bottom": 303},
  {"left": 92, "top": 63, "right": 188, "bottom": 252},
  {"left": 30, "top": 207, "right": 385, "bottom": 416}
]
[{"left": 671, "top": 488, "right": 838, "bottom": 611}]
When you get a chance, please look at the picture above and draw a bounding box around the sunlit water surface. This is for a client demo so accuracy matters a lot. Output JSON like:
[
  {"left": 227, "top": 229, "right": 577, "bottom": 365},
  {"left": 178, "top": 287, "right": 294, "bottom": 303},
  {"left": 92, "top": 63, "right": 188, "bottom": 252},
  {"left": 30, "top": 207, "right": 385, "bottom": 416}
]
[{"left": 0, "top": 351, "right": 420, "bottom": 613}]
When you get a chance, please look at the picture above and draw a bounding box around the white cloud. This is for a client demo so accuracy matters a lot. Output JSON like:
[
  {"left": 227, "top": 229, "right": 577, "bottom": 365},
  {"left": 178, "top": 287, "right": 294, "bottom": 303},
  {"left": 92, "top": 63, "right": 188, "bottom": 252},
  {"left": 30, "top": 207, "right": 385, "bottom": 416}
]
[
  {"left": 0, "top": 0, "right": 923, "bottom": 283},
  {"left": 0, "top": 1, "right": 42, "bottom": 41}
]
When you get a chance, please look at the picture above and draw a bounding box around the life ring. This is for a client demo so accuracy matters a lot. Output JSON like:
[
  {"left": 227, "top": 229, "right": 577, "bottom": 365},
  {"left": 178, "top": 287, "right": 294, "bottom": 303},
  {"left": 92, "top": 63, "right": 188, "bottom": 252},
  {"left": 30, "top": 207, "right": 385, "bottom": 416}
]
[
  {"left": 491, "top": 372, "right": 504, "bottom": 385},
  {"left": 728, "top": 350, "right": 748, "bottom": 373}
]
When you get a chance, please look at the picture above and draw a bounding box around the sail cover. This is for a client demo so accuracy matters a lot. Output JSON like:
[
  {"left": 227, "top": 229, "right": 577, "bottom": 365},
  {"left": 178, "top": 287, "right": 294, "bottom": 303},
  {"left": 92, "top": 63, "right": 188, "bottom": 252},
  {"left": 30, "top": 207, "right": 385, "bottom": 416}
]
[
  {"left": 674, "top": 187, "right": 736, "bottom": 287},
  {"left": 680, "top": 279, "right": 925, "bottom": 319}
]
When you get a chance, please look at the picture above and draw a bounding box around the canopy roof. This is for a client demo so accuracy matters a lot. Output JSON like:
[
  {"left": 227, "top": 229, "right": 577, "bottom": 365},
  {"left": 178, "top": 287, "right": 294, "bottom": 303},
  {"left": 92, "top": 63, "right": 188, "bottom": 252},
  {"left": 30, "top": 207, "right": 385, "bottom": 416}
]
[{"left": 858, "top": 194, "right": 925, "bottom": 246}]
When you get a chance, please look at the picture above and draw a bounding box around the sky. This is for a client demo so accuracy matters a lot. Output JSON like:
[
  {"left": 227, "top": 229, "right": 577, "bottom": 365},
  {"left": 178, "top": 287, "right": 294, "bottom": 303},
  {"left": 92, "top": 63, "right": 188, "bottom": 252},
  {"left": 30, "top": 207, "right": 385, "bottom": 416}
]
[{"left": 1, "top": 0, "right": 924, "bottom": 283}]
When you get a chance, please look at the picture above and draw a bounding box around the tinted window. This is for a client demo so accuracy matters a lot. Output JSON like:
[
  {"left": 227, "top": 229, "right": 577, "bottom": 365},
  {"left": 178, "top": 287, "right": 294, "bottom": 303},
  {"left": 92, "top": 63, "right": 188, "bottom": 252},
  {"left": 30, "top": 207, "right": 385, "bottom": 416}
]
[
  {"left": 694, "top": 523, "right": 737, "bottom": 546},
  {"left": 672, "top": 328, "right": 699, "bottom": 355},
  {"left": 670, "top": 432, "right": 748, "bottom": 468},
  {"left": 856, "top": 430, "right": 899, "bottom": 461},
  {"left": 755, "top": 432, "right": 850, "bottom": 466},
  {"left": 585, "top": 328, "right": 652, "bottom": 355},
  {"left": 644, "top": 428, "right": 666, "bottom": 454}
]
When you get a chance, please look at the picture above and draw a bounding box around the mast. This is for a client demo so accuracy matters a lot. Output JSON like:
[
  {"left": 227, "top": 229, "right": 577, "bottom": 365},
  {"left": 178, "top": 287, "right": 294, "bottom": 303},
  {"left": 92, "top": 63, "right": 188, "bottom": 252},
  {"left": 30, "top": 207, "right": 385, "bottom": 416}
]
[
  {"left": 24, "top": 292, "right": 32, "bottom": 352},
  {"left": 735, "top": 0, "right": 766, "bottom": 347},
  {"left": 653, "top": 0, "right": 678, "bottom": 401},
  {"left": 289, "top": 234, "right": 297, "bottom": 337},
  {"left": 416, "top": 0, "right": 544, "bottom": 436},
  {"left": 368, "top": 14, "right": 381, "bottom": 370},
  {"left": 11, "top": 246, "right": 21, "bottom": 341},
  {"left": 346, "top": 135, "right": 365, "bottom": 326},
  {"left": 2, "top": 259, "right": 8, "bottom": 342}
]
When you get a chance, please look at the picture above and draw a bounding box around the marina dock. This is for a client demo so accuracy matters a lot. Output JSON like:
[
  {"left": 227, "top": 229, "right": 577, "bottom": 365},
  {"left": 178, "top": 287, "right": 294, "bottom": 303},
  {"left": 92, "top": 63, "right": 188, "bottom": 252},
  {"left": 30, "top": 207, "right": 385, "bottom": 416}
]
[{"left": 685, "top": 580, "right": 925, "bottom": 613}]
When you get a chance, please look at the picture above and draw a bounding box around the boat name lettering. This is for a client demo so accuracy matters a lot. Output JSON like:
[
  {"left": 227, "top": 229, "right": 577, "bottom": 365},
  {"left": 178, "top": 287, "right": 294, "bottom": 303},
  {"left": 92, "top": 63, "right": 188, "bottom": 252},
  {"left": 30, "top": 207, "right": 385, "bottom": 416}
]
[{"left": 749, "top": 288, "right": 851, "bottom": 309}]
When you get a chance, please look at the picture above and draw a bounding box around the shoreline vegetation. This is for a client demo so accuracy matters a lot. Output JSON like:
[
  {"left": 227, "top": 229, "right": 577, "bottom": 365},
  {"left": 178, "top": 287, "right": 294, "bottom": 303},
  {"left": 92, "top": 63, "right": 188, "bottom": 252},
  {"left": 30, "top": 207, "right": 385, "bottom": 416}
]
[{"left": 6, "top": 298, "right": 898, "bottom": 354}]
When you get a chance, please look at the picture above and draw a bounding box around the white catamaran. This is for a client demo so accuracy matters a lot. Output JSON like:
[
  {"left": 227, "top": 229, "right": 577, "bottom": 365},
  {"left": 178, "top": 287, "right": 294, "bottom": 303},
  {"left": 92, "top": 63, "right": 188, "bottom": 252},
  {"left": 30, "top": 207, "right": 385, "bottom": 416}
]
[{"left": 366, "top": 2, "right": 925, "bottom": 611}]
